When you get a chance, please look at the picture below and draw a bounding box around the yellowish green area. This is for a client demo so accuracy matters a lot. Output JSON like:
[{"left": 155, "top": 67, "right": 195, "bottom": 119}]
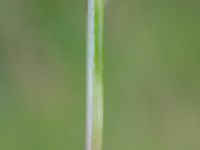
[{"left": 0, "top": 0, "right": 200, "bottom": 150}]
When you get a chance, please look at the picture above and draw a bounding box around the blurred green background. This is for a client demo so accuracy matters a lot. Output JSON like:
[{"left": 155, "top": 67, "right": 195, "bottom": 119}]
[{"left": 0, "top": 0, "right": 200, "bottom": 149}]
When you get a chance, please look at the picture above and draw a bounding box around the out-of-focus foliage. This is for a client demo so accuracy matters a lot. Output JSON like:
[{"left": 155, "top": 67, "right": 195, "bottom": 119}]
[{"left": 0, "top": 0, "right": 200, "bottom": 150}]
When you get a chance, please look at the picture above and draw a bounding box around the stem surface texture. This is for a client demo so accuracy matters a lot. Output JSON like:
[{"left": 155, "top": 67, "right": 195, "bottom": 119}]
[{"left": 86, "top": 0, "right": 104, "bottom": 150}]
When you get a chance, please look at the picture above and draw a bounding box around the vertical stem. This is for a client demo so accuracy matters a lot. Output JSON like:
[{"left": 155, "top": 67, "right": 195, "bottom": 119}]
[{"left": 86, "top": 0, "right": 104, "bottom": 150}]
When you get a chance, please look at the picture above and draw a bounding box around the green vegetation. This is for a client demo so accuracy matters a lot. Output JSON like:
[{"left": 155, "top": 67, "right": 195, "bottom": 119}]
[
  {"left": 86, "top": 0, "right": 104, "bottom": 150},
  {"left": 0, "top": 0, "right": 200, "bottom": 150}
]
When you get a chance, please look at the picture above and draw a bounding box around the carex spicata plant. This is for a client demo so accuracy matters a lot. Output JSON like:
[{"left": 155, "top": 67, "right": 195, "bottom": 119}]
[{"left": 86, "top": 0, "right": 105, "bottom": 150}]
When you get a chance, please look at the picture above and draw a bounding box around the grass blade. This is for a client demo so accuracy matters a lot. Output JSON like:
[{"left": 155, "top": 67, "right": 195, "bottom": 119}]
[{"left": 86, "top": 0, "right": 104, "bottom": 150}]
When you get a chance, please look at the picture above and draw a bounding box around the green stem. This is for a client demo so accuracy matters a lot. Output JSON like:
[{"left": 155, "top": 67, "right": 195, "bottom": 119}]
[{"left": 86, "top": 0, "right": 104, "bottom": 150}]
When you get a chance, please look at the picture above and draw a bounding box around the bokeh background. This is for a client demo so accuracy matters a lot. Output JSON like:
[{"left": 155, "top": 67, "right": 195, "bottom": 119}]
[{"left": 0, "top": 0, "right": 200, "bottom": 149}]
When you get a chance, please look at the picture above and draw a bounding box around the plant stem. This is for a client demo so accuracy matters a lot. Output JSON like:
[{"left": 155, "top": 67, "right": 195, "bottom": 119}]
[{"left": 86, "top": 0, "right": 104, "bottom": 150}]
